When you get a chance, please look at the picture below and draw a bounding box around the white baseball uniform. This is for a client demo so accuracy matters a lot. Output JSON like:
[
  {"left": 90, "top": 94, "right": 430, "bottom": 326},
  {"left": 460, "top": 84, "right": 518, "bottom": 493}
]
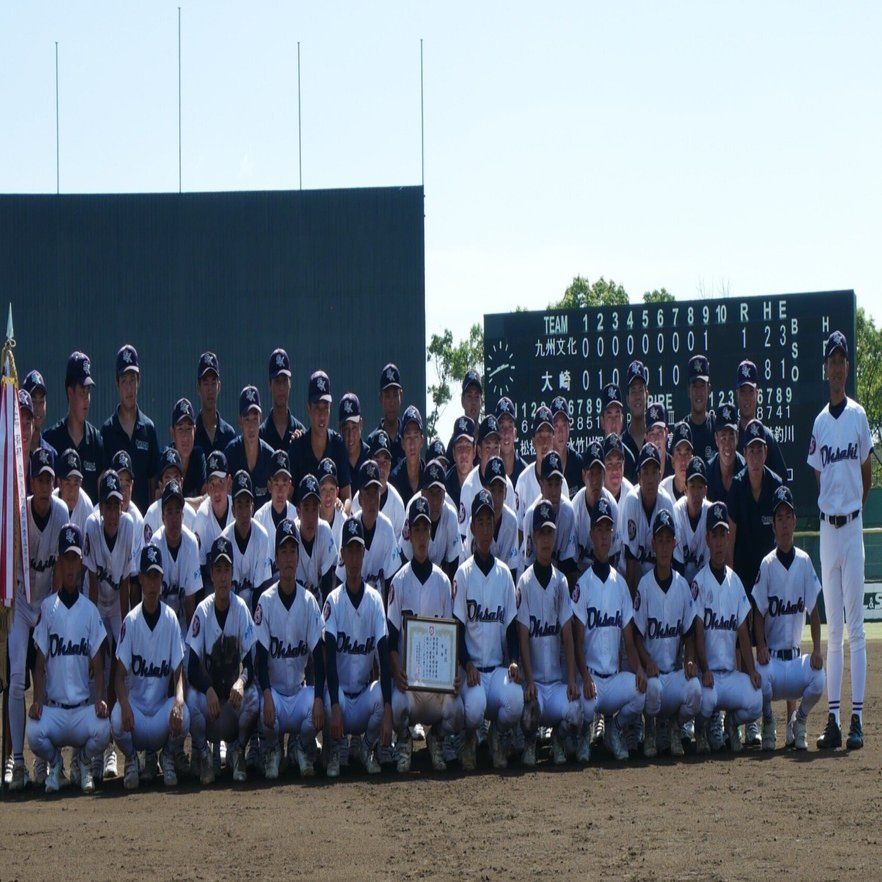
[
  {"left": 296, "top": 518, "right": 338, "bottom": 601},
  {"left": 194, "top": 496, "right": 234, "bottom": 567},
  {"left": 620, "top": 486, "right": 680, "bottom": 579},
  {"left": 453, "top": 555, "right": 523, "bottom": 732},
  {"left": 324, "top": 509, "right": 344, "bottom": 551},
  {"left": 459, "top": 466, "right": 516, "bottom": 541},
  {"left": 516, "top": 564, "right": 581, "bottom": 731},
  {"left": 221, "top": 519, "right": 272, "bottom": 612},
  {"left": 633, "top": 568, "right": 701, "bottom": 723},
  {"left": 151, "top": 524, "right": 202, "bottom": 632},
  {"left": 27, "top": 591, "right": 111, "bottom": 764},
  {"left": 672, "top": 497, "right": 711, "bottom": 583},
  {"left": 572, "top": 486, "right": 624, "bottom": 573},
  {"left": 351, "top": 483, "right": 406, "bottom": 540},
  {"left": 692, "top": 564, "right": 763, "bottom": 723},
  {"left": 334, "top": 512, "right": 399, "bottom": 588},
  {"left": 387, "top": 563, "right": 463, "bottom": 735},
  {"left": 753, "top": 548, "right": 825, "bottom": 715},
  {"left": 520, "top": 495, "right": 578, "bottom": 570},
  {"left": 254, "top": 500, "right": 297, "bottom": 574},
  {"left": 807, "top": 395, "right": 872, "bottom": 719},
  {"left": 142, "top": 497, "right": 197, "bottom": 545},
  {"left": 54, "top": 486, "right": 94, "bottom": 533},
  {"left": 514, "top": 466, "right": 570, "bottom": 535},
  {"left": 123, "top": 500, "right": 145, "bottom": 571},
  {"left": 111, "top": 601, "right": 189, "bottom": 755},
  {"left": 400, "top": 500, "right": 463, "bottom": 567},
  {"left": 459, "top": 503, "right": 521, "bottom": 577}
]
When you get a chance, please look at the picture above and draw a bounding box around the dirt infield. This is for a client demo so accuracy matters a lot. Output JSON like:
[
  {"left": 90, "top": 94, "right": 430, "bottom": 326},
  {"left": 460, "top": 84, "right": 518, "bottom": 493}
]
[{"left": 1, "top": 641, "right": 879, "bottom": 882}]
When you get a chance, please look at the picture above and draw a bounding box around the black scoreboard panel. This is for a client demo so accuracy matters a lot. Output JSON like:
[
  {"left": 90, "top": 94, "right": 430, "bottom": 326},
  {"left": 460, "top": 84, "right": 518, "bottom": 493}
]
[{"left": 484, "top": 290, "right": 856, "bottom": 511}]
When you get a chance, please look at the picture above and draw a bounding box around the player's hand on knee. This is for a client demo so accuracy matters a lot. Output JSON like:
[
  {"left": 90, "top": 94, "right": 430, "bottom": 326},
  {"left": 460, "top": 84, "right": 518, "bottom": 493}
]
[
  {"left": 96, "top": 699, "right": 108, "bottom": 719},
  {"left": 263, "top": 690, "right": 276, "bottom": 730},
  {"left": 811, "top": 649, "right": 823, "bottom": 671},
  {"left": 636, "top": 668, "right": 647, "bottom": 694},
  {"left": 453, "top": 672, "right": 463, "bottom": 697},
  {"left": 28, "top": 700, "right": 42, "bottom": 721},
  {"left": 756, "top": 646, "right": 770, "bottom": 666},
  {"left": 702, "top": 669, "right": 714, "bottom": 688},
  {"left": 684, "top": 660, "right": 696, "bottom": 680},
  {"left": 207, "top": 687, "right": 221, "bottom": 721},
  {"left": 583, "top": 677, "right": 596, "bottom": 700},
  {"left": 122, "top": 703, "right": 135, "bottom": 732},
  {"left": 169, "top": 700, "right": 184, "bottom": 737},
  {"left": 330, "top": 704, "right": 344, "bottom": 741},
  {"left": 229, "top": 678, "right": 244, "bottom": 712},
  {"left": 394, "top": 669, "right": 409, "bottom": 693},
  {"left": 646, "top": 660, "right": 659, "bottom": 678},
  {"left": 567, "top": 679, "right": 579, "bottom": 702},
  {"left": 465, "top": 662, "right": 480, "bottom": 688},
  {"left": 312, "top": 697, "right": 325, "bottom": 732},
  {"left": 749, "top": 670, "right": 762, "bottom": 690},
  {"left": 380, "top": 705, "right": 393, "bottom": 747}
]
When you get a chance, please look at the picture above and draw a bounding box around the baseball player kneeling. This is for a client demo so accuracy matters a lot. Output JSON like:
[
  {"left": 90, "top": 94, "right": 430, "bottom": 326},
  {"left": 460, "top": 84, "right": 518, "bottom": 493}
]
[
  {"left": 323, "top": 517, "right": 393, "bottom": 777},
  {"left": 571, "top": 498, "right": 647, "bottom": 762},
  {"left": 254, "top": 519, "right": 325, "bottom": 779},
  {"left": 753, "top": 487, "right": 825, "bottom": 751},
  {"left": 692, "top": 502, "right": 763, "bottom": 753},
  {"left": 454, "top": 489, "right": 524, "bottom": 771},
  {"left": 634, "top": 509, "right": 701, "bottom": 758},
  {"left": 27, "top": 524, "right": 111, "bottom": 794},
  {"left": 389, "top": 496, "right": 464, "bottom": 773},
  {"left": 112, "top": 544, "right": 189, "bottom": 789},
  {"left": 516, "top": 500, "right": 582, "bottom": 767},
  {"left": 186, "top": 536, "right": 259, "bottom": 784}
]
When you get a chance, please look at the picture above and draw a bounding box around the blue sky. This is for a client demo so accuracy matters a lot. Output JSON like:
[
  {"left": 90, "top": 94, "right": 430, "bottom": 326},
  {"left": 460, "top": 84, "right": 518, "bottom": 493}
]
[{"left": 2, "top": 3, "right": 880, "bottom": 436}]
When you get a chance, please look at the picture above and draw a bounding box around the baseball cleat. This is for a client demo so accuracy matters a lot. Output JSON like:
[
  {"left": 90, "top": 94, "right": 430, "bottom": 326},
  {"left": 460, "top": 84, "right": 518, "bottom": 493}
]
[
  {"left": 9, "top": 761, "right": 27, "bottom": 792},
  {"left": 174, "top": 749, "right": 190, "bottom": 777},
  {"left": 410, "top": 724, "right": 426, "bottom": 742},
  {"left": 360, "top": 739, "right": 381, "bottom": 775},
  {"left": 745, "top": 720, "right": 761, "bottom": 747},
  {"left": 521, "top": 735, "right": 537, "bottom": 768},
  {"left": 33, "top": 758, "right": 48, "bottom": 786},
  {"left": 655, "top": 717, "right": 671, "bottom": 754},
  {"left": 161, "top": 750, "right": 178, "bottom": 786},
  {"left": 325, "top": 746, "right": 341, "bottom": 779},
  {"left": 295, "top": 740, "right": 315, "bottom": 778},
  {"left": 591, "top": 714, "right": 605, "bottom": 746},
  {"left": 785, "top": 711, "right": 796, "bottom": 748},
  {"left": 199, "top": 747, "right": 215, "bottom": 785},
  {"left": 104, "top": 747, "right": 118, "bottom": 778},
  {"left": 761, "top": 715, "right": 777, "bottom": 751},
  {"left": 80, "top": 752, "right": 96, "bottom": 794},
  {"left": 604, "top": 720, "right": 629, "bottom": 761},
  {"left": 708, "top": 712, "right": 725, "bottom": 752},
  {"left": 792, "top": 716, "right": 808, "bottom": 751},
  {"left": 488, "top": 724, "right": 508, "bottom": 770},
  {"left": 3, "top": 755, "right": 13, "bottom": 786},
  {"left": 669, "top": 721, "right": 685, "bottom": 757},
  {"left": 576, "top": 733, "right": 591, "bottom": 764},
  {"left": 231, "top": 745, "right": 247, "bottom": 782},
  {"left": 696, "top": 727, "right": 711, "bottom": 755},
  {"left": 550, "top": 727, "right": 567, "bottom": 765},
  {"left": 91, "top": 754, "right": 103, "bottom": 784},
  {"left": 643, "top": 727, "right": 658, "bottom": 759},
  {"left": 246, "top": 734, "right": 261, "bottom": 771},
  {"left": 846, "top": 715, "right": 864, "bottom": 750},
  {"left": 728, "top": 718, "right": 743, "bottom": 754},
  {"left": 396, "top": 735, "right": 413, "bottom": 774},
  {"left": 460, "top": 731, "right": 477, "bottom": 772},
  {"left": 264, "top": 746, "right": 282, "bottom": 780},
  {"left": 140, "top": 750, "right": 158, "bottom": 782},
  {"left": 123, "top": 754, "right": 140, "bottom": 790},
  {"left": 816, "top": 713, "right": 842, "bottom": 750},
  {"left": 45, "top": 756, "right": 63, "bottom": 794},
  {"left": 213, "top": 741, "right": 223, "bottom": 775},
  {"left": 426, "top": 728, "right": 447, "bottom": 772}
]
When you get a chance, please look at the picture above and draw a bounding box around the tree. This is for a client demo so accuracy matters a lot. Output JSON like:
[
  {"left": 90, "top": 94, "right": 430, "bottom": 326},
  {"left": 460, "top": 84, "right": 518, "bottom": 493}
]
[
  {"left": 643, "top": 288, "right": 675, "bottom": 303},
  {"left": 550, "top": 275, "right": 629, "bottom": 309},
  {"left": 426, "top": 323, "right": 484, "bottom": 439},
  {"left": 855, "top": 307, "right": 882, "bottom": 487}
]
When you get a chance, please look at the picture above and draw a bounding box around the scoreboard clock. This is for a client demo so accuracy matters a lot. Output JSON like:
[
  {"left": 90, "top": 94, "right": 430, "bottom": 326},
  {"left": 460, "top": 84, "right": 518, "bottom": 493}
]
[{"left": 483, "top": 290, "right": 856, "bottom": 510}]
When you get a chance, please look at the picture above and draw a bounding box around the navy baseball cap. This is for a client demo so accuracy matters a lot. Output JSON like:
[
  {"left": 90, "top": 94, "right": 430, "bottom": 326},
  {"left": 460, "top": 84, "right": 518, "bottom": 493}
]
[
  {"left": 359, "top": 459, "right": 382, "bottom": 489},
  {"left": 481, "top": 456, "right": 507, "bottom": 487},
  {"left": 603, "top": 433, "right": 626, "bottom": 460},
  {"left": 532, "top": 499, "right": 557, "bottom": 532},
  {"left": 652, "top": 508, "right": 675, "bottom": 536},
  {"left": 824, "top": 330, "right": 848, "bottom": 360},
  {"left": 550, "top": 396, "right": 571, "bottom": 423},
  {"left": 18, "top": 388, "right": 33, "bottom": 415},
  {"left": 583, "top": 440, "right": 605, "bottom": 470},
  {"left": 736, "top": 360, "right": 758, "bottom": 388},
  {"left": 495, "top": 397, "right": 516, "bottom": 421},
  {"left": 462, "top": 369, "right": 482, "bottom": 393},
  {"left": 276, "top": 518, "right": 301, "bottom": 550},
  {"left": 30, "top": 447, "right": 55, "bottom": 478},
  {"left": 339, "top": 392, "right": 361, "bottom": 424},
  {"left": 401, "top": 405, "right": 423, "bottom": 434},
  {"left": 298, "top": 474, "right": 320, "bottom": 504},
  {"left": 707, "top": 501, "right": 730, "bottom": 531},
  {"left": 626, "top": 360, "right": 648, "bottom": 387},
  {"left": 239, "top": 385, "right": 262, "bottom": 416},
  {"left": 452, "top": 416, "right": 476, "bottom": 444},
  {"left": 670, "top": 421, "right": 693, "bottom": 451},
  {"left": 602, "top": 384, "right": 623, "bottom": 411},
  {"left": 686, "top": 456, "right": 707, "bottom": 483},
  {"left": 532, "top": 406, "right": 553, "bottom": 434},
  {"left": 271, "top": 449, "right": 292, "bottom": 478},
  {"left": 471, "top": 488, "right": 494, "bottom": 519},
  {"left": 638, "top": 442, "right": 662, "bottom": 470},
  {"left": 744, "top": 419, "right": 767, "bottom": 446},
  {"left": 161, "top": 480, "right": 185, "bottom": 509},
  {"left": 428, "top": 438, "right": 448, "bottom": 463},
  {"left": 116, "top": 344, "right": 140, "bottom": 377},
  {"left": 308, "top": 370, "right": 332, "bottom": 404},
  {"left": 369, "top": 430, "right": 393, "bottom": 460},
  {"left": 317, "top": 457, "right": 337, "bottom": 484},
  {"left": 58, "top": 523, "right": 83, "bottom": 557},
  {"left": 172, "top": 397, "right": 196, "bottom": 425},
  {"left": 111, "top": 449, "right": 134, "bottom": 476},
  {"left": 65, "top": 351, "right": 95, "bottom": 389},
  {"left": 717, "top": 403, "right": 738, "bottom": 430},
  {"left": 773, "top": 485, "right": 796, "bottom": 513},
  {"left": 477, "top": 415, "right": 500, "bottom": 444},
  {"left": 57, "top": 448, "right": 83, "bottom": 480},
  {"left": 408, "top": 495, "right": 432, "bottom": 525},
  {"left": 210, "top": 535, "right": 234, "bottom": 565},
  {"left": 422, "top": 459, "right": 446, "bottom": 490},
  {"left": 342, "top": 516, "right": 365, "bottom": 546},
  {"left": 647, "top": 403, "right": 667, "bottom": 429},
  {"left": 541, "top": 451, "right": 564, "bottom": 481},
  {"left": 157, "top": 447, "right": 183, "bottom": 479},
  {"left": 140, "top": 543, "right": 164, "bottom": 575},
  {"left": 23, "top": 370, "right": 46, "bottom": 395},
  {"left": 206, "top": 450, "right": 228, "bottom": 479},
  {"left": 99, "top": 469, "right": 123, "bottom": 504},
  {"left": 232, "top": 470, "right": 254, "bottom": 499},
  {"left": 590, "top": 497, "right": 614, "bottom": 527},
  {"left": 380, "top": 363, "right": 402, "bottom": 390},
  {"left": 269, "top": 348, "right": 291, "bottom": 379},
  {"left": 197, "top": 351, "right": 220, "bottom": 380},
  {"left": 688, "top": 355, "right": 710, "bottom": 383}
]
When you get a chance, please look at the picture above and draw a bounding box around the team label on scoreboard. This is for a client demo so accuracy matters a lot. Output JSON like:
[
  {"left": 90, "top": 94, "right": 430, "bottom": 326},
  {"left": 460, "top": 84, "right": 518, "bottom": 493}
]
[{"left": 484, "top": 290, "right": 856, "bottom": 509}]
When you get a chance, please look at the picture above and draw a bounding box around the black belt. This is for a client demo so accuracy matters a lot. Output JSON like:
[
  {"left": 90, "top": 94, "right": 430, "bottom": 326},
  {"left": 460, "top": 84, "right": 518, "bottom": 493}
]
[
  {"left": 343, "top": 687, "right": 366, "bottom": 700},
  {"left": 47, "top": 699, "right": 90, "bottom": 710},
  {"left": 589, "top": 669, "right": 614, "bottom": 679},
  {"left": 771, "top": 648, "right": 800, "bottom": 661},
  {"left": 821, "top": 510, "right": 860, "bottom": 528},
  {"left": 476, "top": 665, "right": 496, "bottom": 674}
]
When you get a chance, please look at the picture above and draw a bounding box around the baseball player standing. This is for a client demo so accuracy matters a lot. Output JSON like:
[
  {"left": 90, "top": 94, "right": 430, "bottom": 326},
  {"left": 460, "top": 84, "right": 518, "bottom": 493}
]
[
  {"left": 685, "top": 355, "right": 717, "bottom": 463},
  {"left": 370, "top": 363, "right": 405, "bottom": 467},
  {"left": 295, "top": 474, "right": 339, "bottom": 603},
  {"left": 316, "top": 457, "right": 345, "bottom": 550},
  {"left": 260, "top": 348, "right": 305, "bottom": 454},
  {"left": 224, "top": 386, "right": 276, "bottom": 510},
  {"left": 23, "top": 369, "right": 55, "bottom": 457},
  {"left": 673, "top": 457, "right": 712, "bottom": 584},
  {"left": 705, "top": 403, "right": 745, "bottom": 504},
  {"left": 389, "top": 405, "right": 426, "bottom": 506},
  {"left": 254, "top": 450, "right": 297, "bottom": 574},
  {"left": 444, "top": 416, "right": 476, "bottom": 510},
  {"left": 495, "top": 396, "right": 528, "bottom": 487},
  {"left": 143, "top": 447, "right": 198, "bottom": 542},
  {"left": 193, "top": 450, "right": 235, "bottom": 590},
  {"left": 112, "top": 543, "right": 188, "bottom": 789},
  {"left": 735, "top": 360, "right": 788, "bottom": 482},
  {"left": 54, "top": 448, "right": 93, "bottom": 534},
  {"left": 550, "top": 396, "right": 583, "bottom": 498},
  {"left": 339, "top": 392, "right": 371, "bottom": 495},
  {"left": 808, "top": 330, "right": 872, "bottom": 750},
  {"left": 194, "top": 352, "right": 237, "bottom": 455},
  {"left": 621, "top": 360, "right": 650, "bottom": 483},
  {"left": 572, "top": 440, "right": 623, "bottom": 574}
]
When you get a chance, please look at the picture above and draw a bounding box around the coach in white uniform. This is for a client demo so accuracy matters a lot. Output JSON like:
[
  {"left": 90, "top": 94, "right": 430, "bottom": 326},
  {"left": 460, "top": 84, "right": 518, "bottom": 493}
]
[{"left": 808, "top": 330, "right": 872, "bottom": 751}]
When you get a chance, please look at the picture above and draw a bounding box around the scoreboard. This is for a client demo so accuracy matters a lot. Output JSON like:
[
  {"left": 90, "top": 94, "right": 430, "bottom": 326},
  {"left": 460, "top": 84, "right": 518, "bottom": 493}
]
[{"left": 483, "top": 290, "right": 856, "bottom": 510}]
